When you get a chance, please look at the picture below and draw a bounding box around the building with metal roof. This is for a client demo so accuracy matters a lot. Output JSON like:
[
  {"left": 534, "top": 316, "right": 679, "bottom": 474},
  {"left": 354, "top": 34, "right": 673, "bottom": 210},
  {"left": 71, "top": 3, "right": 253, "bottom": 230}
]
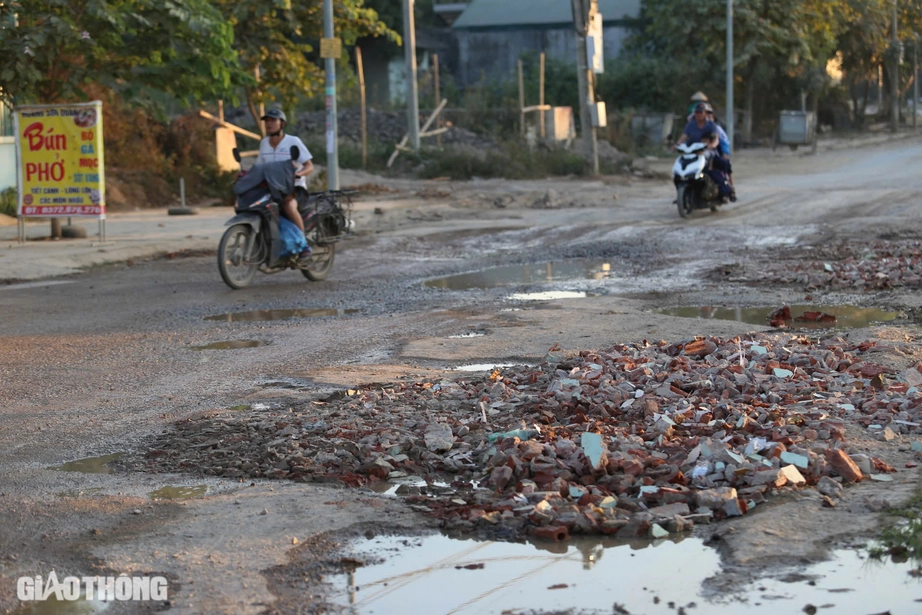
[{"left": 450, "top": 0, "right": 641, "bottom": 86}]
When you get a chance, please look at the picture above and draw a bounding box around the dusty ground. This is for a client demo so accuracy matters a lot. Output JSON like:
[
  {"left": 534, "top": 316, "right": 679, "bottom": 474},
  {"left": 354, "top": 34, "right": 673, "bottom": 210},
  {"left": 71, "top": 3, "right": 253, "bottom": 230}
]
[{"left": 3, "top": 135, "right": 922, "bottom": 614}]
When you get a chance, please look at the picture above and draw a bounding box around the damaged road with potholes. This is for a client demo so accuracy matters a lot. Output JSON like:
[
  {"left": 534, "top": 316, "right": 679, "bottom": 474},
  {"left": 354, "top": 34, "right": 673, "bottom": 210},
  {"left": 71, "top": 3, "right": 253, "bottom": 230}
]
[{"left": 3, "top": 137, "right": 922, "bottom": 614}]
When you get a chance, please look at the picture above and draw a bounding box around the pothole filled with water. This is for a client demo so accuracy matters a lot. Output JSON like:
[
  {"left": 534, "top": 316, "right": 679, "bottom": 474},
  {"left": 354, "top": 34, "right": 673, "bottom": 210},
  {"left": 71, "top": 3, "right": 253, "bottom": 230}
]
[
  {"left": 149, "top": 485, "right": 207, "bottom": 500},
  {"left": 425, "top": 261, "right": 613, "bottom": 290},
  {"left": 191, "top": 340, "right": 271, "bottom": 350},
  {"left": 51, "top": 453, "right": 125, "bottom": 474},
  {"left": 659, "top": 305, "right": 899, "bottom": 330},
  {"left": 509, "top": 291, "right": 588, "bottom": 301},
  {"left": 205, "top": 308, "right": 359, "bottom": 322},
  {"left": 448, "top": 332, "right": 487, "bottom": 339},
  {"left": 329, "top": 534, "right": 922, "bottom": 614},
  {"left": 452, "top": 363, "right": 520, "bottom": 372},
  {"left": 12, "top": 592, "right": 110, "bottom": 614}
]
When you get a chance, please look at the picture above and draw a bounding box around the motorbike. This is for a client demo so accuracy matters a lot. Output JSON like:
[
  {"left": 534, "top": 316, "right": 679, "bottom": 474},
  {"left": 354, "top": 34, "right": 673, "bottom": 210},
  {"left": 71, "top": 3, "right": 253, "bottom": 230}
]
[
  {"left": 217, "top": 146, "right": 355, "bottom": 290},
  {"left": 672, "top": 142, "right": 723, "bottom": 218}
]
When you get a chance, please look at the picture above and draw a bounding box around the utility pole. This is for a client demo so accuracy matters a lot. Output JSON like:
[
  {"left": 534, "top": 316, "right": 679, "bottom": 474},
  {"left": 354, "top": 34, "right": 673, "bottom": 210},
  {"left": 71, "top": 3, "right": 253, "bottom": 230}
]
[
  {"left": 914, "top": 36, "right": 919, "bottom": 130},
  {"left": 571, "top": 0, "right": 599, "bottom": 175},
  {"left": 891, "top": 0, "right": 899, "bottom": 133},
  {"left": 323, "top": 0, "right": 339, "bottom": 189},
  {"left": 402, "top": 0, "right": 420, "bottom": 152},
  {"left": 726, "top": 0, "right": 734, "bottom": 154}
]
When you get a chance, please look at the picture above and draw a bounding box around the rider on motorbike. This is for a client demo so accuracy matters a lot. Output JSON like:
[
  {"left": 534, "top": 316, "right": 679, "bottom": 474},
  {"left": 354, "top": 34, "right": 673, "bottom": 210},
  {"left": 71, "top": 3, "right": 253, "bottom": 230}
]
[
  {"left": 675, "top": 102, "right": 718, "bottom": 148},
  {"left": 257, "top": 108, "right": 314, "bottom": 260}
]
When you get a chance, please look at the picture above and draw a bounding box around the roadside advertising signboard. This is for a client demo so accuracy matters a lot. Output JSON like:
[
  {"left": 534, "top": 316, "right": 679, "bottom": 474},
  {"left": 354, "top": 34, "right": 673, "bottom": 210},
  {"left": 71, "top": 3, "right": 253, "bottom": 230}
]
[{"left": 14, "top": 101, "right": 105, "bottom": 218}]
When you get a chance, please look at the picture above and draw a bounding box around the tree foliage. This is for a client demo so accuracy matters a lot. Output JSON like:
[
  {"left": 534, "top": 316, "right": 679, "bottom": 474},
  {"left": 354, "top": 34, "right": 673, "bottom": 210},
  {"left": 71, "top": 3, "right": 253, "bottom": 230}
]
[
  {"left": 0, "top": 0, "right": 240, "bottom": 105},
  {"left": 215, "top": 0, "right": 397, "bottom": 129}
]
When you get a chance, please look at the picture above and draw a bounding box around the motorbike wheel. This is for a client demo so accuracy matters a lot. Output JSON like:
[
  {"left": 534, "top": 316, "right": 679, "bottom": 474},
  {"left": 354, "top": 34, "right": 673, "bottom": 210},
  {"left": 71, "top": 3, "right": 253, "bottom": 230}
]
[
  {"left": 218, "top": 224, "right": 259, "bottom": 289},
  {"left": 300, "top": 242, "right": 335, "bottom": 281},
  {"left": 676, "top": 185, "right": 694, "bottom": 218}
]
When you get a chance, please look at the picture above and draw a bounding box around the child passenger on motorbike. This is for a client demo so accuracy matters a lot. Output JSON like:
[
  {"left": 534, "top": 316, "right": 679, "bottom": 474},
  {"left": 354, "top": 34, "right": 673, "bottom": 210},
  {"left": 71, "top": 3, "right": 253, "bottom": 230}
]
[
  {"left": 257, "top": 108, "right": 314, "bottom": 261},
  {"left": 703, "top": 132, "right": 736, "bottom": 202}
]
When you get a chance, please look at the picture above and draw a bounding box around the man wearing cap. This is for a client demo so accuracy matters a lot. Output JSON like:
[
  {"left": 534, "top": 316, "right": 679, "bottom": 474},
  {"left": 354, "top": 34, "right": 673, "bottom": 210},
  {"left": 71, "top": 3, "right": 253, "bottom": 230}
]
[
  {"left": 257, "top": 108, "right": 315, "bottom": 243},
  {"left": 675, "top": 102, "right": 719, "bottom": 148}
]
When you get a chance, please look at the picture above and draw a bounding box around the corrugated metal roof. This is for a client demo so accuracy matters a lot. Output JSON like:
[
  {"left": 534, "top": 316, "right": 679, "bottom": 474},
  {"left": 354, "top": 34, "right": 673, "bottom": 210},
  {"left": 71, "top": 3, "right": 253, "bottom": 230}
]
[{"left": 452, "top": 0, "right": 640, "bottom": 29}]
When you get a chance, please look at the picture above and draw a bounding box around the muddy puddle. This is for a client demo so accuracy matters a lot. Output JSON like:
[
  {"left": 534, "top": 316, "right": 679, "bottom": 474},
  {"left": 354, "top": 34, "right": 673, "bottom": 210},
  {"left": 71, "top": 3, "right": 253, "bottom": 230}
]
[
  {"left": 205, "top": 308, "right": 359, "bottom": 322},
  {"left": 51, "top": 453, "right": 124, "bottom": 474},
  {"left": 149, "top": 485, "right": 207, "bottom": 500},
  {"left": 12, "top": 593, "right": 109, "bottom": 614},
  {"left": 191, "top": 340, "right": 271, "bottom": 350},
  {"left": 509, "top": 290, "right": 588, "bottom": 301},
  {"left": 448, "top": 332, "right": 487, "bottom": 339},
  {"left": 330, "top": 533, "right": 922, "bottom": 614},
  {"left": 425, "top": 260, "right": 613, "bottom": 290},
  {"left": 659, "top": 305, "right": 899, "bottom": 329},
  {"left": 453, "top": 363, "right": 519, "bottom": 372}
]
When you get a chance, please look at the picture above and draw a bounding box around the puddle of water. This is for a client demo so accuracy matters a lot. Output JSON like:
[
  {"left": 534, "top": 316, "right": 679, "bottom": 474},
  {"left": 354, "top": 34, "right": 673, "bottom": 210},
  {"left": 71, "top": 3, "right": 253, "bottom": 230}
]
[
  {"left": 453, "top": 363, "right": 518, "bottom": 372},
  {"left": 659, "top": 305, "right": 899, "bottom": 329},
  {"left": 508, "top": 290, "right": 587, "bottom": 301},
  {"left": 448, "top": 332, "right": 486, "bottom": 339},
  {"left": 191, "top": 340, "right": 271, "bottom": 350},
  {"left": 12, "top": 592, "right": 110, "bottom": 614},
  {"left": 425, "top": 260, "right": 612, "bottom": 290},
  {"left": 149, "top": 485, "right": 207, "bottom": 500},
  {"left": 205, "top": 308, "right": 359, "bottom": 322},
  {"left": 330, "top": 535, "right": 922, "bottom": 615},
  {"left": 51, "top": 453, "right": 124, "bottom": 474}
]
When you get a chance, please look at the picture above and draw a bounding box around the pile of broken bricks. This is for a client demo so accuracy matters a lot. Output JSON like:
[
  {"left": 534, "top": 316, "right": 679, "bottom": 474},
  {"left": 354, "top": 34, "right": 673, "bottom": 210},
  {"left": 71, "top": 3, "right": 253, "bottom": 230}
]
[
  {"left": 765, "top": 239, "right": 922, "bottom": 291},
  {"left": 141, "top": 332, "right": 922, "bottom": 540}
]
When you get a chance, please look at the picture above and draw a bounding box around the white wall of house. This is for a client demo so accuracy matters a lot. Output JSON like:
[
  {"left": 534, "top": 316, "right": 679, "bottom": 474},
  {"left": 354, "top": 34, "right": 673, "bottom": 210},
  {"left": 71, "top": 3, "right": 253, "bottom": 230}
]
[
  {"left": 0, "top": 101, "right": 15, "bottom": 192},
  {"left": 0, "top": 138, "right": 15, "bottom": 192}
]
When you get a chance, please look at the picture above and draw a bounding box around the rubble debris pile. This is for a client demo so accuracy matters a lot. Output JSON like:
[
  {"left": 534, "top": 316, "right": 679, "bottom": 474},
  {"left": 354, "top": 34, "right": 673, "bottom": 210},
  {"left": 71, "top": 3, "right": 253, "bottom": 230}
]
[
  {"left": 140, "top": 334, "right": 917, "bottom": 539},
  {"left": 766, "top": 240, "right": 922, "bottom": 291}
]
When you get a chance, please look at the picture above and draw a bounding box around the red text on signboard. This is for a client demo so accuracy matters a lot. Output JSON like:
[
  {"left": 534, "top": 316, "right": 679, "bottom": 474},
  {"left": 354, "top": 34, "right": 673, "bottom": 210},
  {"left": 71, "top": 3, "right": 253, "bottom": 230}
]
[{"left": 23, "top": 122, "right": 67, "bottom": 152}]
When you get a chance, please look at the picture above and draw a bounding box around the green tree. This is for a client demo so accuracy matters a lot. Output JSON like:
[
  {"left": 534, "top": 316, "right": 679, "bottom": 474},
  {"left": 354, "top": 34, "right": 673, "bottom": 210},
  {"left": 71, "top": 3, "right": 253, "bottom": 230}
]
[
  {"left": 216, "top": 0, "right": 398, "bottom": 130},
  {"left": 630, "top": 0, "right": 850, "bottom": 138},
  {"left": 0, "top": 0, "right": 240, "bottom": 106}
]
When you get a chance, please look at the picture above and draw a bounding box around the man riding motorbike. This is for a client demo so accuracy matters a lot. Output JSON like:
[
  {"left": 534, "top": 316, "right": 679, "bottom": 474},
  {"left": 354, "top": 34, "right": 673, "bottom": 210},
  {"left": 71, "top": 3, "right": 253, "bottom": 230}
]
[
  {"left": 675, "top": 102, "right": 718, "bottom": 148},
  {"left": 256, "top": 108, "right": 314, "bottom": 261}
]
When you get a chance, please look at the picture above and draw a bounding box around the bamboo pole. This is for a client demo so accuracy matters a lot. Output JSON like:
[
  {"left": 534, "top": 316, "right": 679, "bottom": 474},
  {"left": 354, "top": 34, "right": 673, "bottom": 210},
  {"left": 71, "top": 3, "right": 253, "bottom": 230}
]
[
  {"left": 433, "top": 53, "right": 442, "bottom": 147},
  {"left": 197, "top": 110, "right": 262, "bottom": 141},
  {"left": 518, "top": 59, "right": 525, "bottom": 137},
  {"left": 255, "top": 66, "right": 266, "bottom": 137},
  {"left": 539, "top": 52, "right": 546, "bottom": 138},
  {"left": 356, "top": 46, "right": 368, "bottom": 168}
]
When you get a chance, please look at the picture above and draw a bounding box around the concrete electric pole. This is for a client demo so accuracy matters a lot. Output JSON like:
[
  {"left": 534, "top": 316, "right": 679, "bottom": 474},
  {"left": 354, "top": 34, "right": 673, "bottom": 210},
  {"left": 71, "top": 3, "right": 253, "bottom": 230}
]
[
  {"left": 323, "top": 0, "right": 339, "bottom": 189},
  {"left": 571, "top": 0, "right": 599, "bottom": 175},
  {"left": 892, "top": 0, "right": 900, "bottom": 133},
  {"left": 403, "top": 0, "right": 421, "bottom": 152},
  {"left": 726, "top": 0, "right": 734, "bottom": 154}
]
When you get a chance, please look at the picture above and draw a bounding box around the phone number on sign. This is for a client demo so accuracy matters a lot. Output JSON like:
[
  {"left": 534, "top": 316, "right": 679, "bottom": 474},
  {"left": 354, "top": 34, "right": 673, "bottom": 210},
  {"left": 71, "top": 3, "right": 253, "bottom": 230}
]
[{"left": 22, "top": 206, "right": 102, "bottom": 216}]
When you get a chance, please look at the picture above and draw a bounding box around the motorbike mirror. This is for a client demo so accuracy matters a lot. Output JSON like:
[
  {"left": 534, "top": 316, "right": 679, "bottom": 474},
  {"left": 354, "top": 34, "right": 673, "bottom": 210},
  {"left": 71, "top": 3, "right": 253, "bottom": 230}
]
[
  {"left": 289, "top": 145, "right": 300, "bottom": 161},
  {"left": 232, "top": 148, "right": 241, "bottom": 163}
]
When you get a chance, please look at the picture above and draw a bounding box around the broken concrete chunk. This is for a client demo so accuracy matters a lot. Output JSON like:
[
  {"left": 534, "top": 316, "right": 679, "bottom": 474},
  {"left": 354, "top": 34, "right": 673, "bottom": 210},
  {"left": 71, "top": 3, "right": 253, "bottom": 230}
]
[
  {"left": 816, "top": 476, "right": 844, "bottom": 498},
  {"left": 650, "top": 523, "right": 670, "bottom": 539},
  {"left": 424, "top": 423, "right": 454, "bottom": 452},
  {"left": 779, "top": 465, "right": 806, "bottom": 486},
  {"left": 580, "top": 432, "right": 607, "bottom": 471},
  {"left": 695, "top": 487, "right": 738, "bottom": 510},
  {"left": 751, "top": 469, "right": 788, "bottom": 488},
  {"left": 780, "top": 451, "right": 809, "bottom": 469},
  {"left": 647, "top": 502, "right": 691, "bottom": 518}
]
